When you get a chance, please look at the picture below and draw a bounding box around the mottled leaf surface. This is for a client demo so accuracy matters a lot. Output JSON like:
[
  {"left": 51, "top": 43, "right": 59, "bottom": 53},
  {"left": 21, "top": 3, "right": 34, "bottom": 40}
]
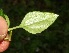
[{"left": 20, "top": 11, "right": 59, "bottom": 34}]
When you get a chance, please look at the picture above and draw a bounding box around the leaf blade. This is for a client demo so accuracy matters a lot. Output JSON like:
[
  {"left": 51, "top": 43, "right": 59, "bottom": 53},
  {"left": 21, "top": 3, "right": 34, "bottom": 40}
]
[
  {"left": 20, "top": 11, "right": 59, "bottom": 34},
  {"left": 0, "top": 9, "right": 10, "bottom": 27},
  {"left": 4, "top": 15, "right": 10, "bottom": 28}
]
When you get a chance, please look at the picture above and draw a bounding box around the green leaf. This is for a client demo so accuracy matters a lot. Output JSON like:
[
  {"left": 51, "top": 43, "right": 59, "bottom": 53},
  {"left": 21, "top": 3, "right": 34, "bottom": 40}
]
[
  {"left": 0, "top": 9, "right": 10, "bottom": 27},
  {"left": 0, "top": 9, "right": 4, "bottom": 17},
  {"left": 4, "top": 14, "right": 10, "bottom": 27},
  {"left": 20, "top": 11, "right": 59, "bottom": 34}
]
